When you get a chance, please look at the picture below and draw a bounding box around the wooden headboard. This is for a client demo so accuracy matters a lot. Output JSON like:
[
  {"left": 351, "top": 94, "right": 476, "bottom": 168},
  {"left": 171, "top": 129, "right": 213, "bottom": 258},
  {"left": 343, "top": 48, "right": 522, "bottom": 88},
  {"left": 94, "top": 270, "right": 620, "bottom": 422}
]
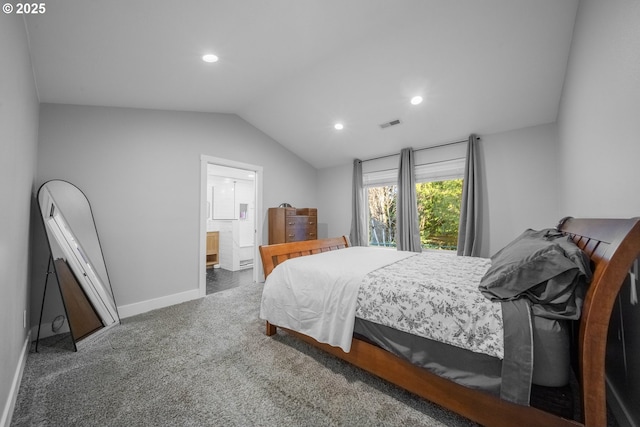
[
  {"left": 259, "top": 236, "right": 349, "bottom": 278},
  {"left": 556, "top": 217, "right": 640, "bottom": 426}
]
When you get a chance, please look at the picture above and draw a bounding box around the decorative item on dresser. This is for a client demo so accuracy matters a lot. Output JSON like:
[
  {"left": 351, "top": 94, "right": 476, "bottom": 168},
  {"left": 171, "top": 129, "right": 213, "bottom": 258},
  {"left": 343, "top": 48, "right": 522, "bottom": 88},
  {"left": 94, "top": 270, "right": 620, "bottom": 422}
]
[
  {"left": 206, "top": 231, "right": 220, "bottom": 268},
  {"left": 268, "top": 207, "right": 317, "bottom": 244}
]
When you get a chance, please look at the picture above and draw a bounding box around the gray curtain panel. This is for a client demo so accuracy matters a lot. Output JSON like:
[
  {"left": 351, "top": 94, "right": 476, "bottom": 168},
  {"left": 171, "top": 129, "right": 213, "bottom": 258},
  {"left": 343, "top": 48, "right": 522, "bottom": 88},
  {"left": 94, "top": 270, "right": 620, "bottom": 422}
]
[
  {"left": 457, "top": 134, "right": 480, "bottom": 256},
  {"left": 349, "top": 159, "right": 368, "bottom": 246},
  {"left": 396, "top": 148, "right": 422, "bottom": 252}
]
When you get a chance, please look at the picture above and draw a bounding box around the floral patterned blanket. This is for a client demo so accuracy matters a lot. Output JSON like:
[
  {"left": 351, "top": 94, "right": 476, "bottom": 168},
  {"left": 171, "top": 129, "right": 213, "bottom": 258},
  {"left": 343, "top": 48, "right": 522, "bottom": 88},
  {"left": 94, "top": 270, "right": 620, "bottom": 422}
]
[{"left": 355, "top": 251, "right": 504, "bottom": 358}]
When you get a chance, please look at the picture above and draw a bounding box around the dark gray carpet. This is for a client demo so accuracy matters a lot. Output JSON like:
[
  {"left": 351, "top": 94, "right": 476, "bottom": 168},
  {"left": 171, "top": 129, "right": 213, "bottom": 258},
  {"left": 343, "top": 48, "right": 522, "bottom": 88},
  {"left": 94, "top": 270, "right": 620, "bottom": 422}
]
[{"left": 12, "top": 283, "right": 476, "bottom": 426}]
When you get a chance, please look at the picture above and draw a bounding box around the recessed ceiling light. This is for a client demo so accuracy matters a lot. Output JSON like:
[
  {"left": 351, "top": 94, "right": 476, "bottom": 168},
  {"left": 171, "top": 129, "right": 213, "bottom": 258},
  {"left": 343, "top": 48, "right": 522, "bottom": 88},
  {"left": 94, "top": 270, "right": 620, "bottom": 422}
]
[
  {"left": 334, "top": 123, "right": 344, "bottom": 130},
  {"left": 202, "top": 54, "right": 219, "bottom": 63},
  {"left": 411, "top": 96, "right": 423, "bottom": 105}
]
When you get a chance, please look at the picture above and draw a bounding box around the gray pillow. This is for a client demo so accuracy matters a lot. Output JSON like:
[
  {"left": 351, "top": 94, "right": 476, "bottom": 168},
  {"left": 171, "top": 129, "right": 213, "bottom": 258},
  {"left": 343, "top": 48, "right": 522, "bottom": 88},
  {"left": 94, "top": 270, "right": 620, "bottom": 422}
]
[{"left": 479, "top": 228, "right": 591, "bottom": 320}]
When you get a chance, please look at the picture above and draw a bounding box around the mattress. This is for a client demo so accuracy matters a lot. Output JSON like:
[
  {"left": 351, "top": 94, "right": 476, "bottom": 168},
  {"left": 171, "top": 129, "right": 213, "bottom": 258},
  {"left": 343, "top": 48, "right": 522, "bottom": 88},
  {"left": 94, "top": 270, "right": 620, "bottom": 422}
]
[{"left": 354, "top": 313, "right": 571, "bottom": 397}]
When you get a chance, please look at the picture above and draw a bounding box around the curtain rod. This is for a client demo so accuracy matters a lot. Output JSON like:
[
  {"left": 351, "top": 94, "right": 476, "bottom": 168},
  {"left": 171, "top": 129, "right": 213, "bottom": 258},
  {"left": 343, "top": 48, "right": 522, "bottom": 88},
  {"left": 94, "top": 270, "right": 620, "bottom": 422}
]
[{"left": 360, "top": 137, "right": 479, "bottom": 163}]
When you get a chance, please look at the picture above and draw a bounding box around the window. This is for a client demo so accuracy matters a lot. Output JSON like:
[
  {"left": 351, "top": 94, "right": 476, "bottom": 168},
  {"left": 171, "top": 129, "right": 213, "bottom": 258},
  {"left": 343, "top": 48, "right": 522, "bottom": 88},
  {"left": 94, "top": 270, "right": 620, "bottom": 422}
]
[
  {"left": 365, "top": 158, "right": 464, "bottom": 251},
  {"left": 415, "top": 178, "right": 463, "bottom": 250},
  {"left": 368, "top": 184, "right": 397, "bottom": 247}
]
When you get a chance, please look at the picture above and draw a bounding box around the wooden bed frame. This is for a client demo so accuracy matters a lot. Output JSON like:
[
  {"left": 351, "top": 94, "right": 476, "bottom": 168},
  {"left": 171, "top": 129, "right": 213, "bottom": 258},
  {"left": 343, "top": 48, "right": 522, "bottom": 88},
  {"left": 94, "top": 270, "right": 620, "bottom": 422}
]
[{"left": 258, "top": 218, "right": 640, "bottom": 427}]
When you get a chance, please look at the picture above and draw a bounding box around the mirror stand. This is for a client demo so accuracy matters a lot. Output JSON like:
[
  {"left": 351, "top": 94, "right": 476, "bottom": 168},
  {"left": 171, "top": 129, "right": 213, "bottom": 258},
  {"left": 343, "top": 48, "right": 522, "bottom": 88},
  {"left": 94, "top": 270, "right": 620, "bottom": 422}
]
[
  {"left": 35, "top": 256, "right": 57, "bottom": 352},
  {"left": 35, "top": 255, "right": 105, "bottom": 352}
]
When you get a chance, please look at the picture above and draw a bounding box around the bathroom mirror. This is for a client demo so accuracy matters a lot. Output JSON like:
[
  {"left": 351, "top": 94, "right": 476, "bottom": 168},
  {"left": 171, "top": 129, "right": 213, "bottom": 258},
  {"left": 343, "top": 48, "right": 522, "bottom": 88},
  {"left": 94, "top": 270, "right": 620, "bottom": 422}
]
[
  {"left": 212, "top": 180, "right": 236, "bottom": 219},
  {"left": 37, "top": 180, "right": 119, "bottom": 350}
]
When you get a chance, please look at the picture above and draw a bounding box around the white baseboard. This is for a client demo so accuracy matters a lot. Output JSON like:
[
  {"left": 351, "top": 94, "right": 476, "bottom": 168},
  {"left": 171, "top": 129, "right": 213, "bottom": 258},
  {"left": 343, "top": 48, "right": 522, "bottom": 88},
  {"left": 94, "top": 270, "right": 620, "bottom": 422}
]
[
  {"left": 1, "top": 331, "right": 31, "bottom": 427},
  {"left": 29, "top": 289, "right": 202, "bottom": 341},
  {"left": 116, "top": 288, "right": 202, "bottom": 319}
]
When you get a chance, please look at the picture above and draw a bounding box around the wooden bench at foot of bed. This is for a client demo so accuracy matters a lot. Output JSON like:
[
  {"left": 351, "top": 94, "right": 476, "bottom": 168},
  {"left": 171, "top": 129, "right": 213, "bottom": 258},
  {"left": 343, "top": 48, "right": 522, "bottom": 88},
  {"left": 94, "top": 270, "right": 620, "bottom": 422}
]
[{"left": 259, "top": 218, "right": 640, "bottom": 427}]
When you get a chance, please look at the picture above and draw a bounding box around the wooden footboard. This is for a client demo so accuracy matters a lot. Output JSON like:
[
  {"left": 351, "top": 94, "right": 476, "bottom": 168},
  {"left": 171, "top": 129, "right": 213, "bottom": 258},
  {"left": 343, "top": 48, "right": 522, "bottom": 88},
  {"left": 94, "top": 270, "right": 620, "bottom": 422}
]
[
  {"left": 259, "top": 219, "right": 640, "bottom": 427},
  {"left": 260, "top": 237, "right": 349, "bottom": 337},
  {"left": 259, "top": 236, "right": 348, "bottom": 278}
]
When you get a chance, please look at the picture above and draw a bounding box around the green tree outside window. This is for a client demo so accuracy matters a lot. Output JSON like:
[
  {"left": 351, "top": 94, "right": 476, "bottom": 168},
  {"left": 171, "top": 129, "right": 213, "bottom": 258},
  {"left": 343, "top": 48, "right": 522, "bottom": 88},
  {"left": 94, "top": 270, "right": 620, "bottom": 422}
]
[{"left": 367, "top": 178, "right": 462, "bottom": 251}]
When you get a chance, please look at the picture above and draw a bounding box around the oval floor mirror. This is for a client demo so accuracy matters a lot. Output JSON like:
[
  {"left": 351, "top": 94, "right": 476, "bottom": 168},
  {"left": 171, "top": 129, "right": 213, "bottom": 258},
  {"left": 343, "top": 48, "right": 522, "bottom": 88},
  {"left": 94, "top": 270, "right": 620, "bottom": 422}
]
[{"left": 36, "top": 180, "right": 119, "bottom": 351}]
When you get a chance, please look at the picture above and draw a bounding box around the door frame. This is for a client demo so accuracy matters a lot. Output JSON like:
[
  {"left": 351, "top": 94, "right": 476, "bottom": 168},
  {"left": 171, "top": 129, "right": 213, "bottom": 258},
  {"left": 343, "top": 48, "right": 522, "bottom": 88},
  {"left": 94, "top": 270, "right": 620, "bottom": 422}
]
[{"left": 199, "top": 155, "right": 264, "bottom": 297}]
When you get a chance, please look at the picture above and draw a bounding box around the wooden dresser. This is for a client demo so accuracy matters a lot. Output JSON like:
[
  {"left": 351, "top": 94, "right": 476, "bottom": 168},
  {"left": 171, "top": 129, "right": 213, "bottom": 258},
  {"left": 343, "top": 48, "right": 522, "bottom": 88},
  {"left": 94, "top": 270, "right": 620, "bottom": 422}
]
[{"left": 268, "top": 207, "right": 317, "bottom": 244}]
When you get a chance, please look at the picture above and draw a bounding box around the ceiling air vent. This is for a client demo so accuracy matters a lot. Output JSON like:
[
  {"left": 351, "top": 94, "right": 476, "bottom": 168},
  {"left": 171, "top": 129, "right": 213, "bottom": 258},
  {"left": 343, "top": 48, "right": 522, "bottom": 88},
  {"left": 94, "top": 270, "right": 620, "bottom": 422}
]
[{"left": 379, "top": 119, "right": 402, "bottom": 129}]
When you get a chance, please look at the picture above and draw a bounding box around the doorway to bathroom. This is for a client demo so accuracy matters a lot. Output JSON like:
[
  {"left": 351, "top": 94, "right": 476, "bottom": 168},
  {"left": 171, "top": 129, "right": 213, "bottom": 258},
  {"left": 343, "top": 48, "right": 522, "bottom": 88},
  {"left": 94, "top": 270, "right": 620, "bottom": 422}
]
[{"left": 199, "top": 155, "right": 263, "bottom": 297}]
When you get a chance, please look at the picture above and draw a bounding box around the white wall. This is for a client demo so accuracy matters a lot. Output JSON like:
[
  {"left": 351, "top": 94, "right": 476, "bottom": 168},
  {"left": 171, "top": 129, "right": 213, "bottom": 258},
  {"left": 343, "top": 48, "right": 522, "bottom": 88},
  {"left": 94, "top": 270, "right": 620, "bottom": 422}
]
[
  {"left": 317, "top": 123, "right": 560, "bottom": 257},
  {"left": 558, "top": 0, "right": 640, "bottom": 216},
  {"left": 0, "top": 14, "right": 39, "bottom": 427},
  {"left": 34, "top": 104, "right": 317, "bottom": 323},
  {"left": 556, "top": 1, "right": 640, "bottom": 424},
  {"left": 317, "top": 163, "right": 352, "bottom": 239},
  {"left": 479, "top": 123, "right": 560, "bottom": 255}
]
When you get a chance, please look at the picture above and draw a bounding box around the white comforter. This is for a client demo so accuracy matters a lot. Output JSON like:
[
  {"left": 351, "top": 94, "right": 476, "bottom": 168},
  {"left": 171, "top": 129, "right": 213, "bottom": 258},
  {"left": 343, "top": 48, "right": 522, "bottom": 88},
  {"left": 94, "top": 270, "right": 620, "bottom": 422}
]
[{"left": 260, "top": 247, "right": 414, "bottom": 352}]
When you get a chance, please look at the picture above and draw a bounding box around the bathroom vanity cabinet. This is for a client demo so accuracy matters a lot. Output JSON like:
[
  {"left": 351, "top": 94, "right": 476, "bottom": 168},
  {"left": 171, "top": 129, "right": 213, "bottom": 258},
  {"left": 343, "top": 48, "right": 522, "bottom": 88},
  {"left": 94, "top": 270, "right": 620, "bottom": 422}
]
[{"left": 206, "top": 231, "right": 220, "bottom": 268}]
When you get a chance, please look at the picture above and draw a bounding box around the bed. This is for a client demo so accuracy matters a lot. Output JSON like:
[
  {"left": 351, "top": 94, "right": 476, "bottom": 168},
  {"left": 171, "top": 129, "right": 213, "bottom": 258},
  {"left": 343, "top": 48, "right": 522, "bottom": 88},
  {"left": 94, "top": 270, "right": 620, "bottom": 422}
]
[{"left": 258, "top": 217, "right": 640, "bottom": 427}]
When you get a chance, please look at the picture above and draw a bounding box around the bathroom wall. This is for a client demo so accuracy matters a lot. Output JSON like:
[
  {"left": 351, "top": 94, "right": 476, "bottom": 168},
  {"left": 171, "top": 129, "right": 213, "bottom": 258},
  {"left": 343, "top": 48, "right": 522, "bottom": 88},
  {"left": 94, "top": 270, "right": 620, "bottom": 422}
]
[{"left": 207, "top": 173, "right": 255, "bottom": 271}]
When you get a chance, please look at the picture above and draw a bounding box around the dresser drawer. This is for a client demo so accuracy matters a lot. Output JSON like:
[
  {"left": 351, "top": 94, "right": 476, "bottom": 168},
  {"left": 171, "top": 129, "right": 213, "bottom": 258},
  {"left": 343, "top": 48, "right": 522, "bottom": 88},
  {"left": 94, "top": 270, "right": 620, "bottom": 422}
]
[
  {"left": 285, "top": 216, "right": 315, "bottom": 227},
  {"left": 284, "top": 216, "right": 317, "bottom": 242},
  {"left": 284, "top": 208, "right": 316, "bottom": 217},
  {"left": 285, "top": 229, "right": 317, "bottom": 242}
]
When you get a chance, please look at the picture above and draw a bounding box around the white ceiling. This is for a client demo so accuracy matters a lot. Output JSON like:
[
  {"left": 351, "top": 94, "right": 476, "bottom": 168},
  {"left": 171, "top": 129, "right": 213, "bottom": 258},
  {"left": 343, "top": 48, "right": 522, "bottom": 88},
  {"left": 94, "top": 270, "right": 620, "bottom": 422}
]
[{"left": 24, "top": 0, "right": 578, "bottom": 169}]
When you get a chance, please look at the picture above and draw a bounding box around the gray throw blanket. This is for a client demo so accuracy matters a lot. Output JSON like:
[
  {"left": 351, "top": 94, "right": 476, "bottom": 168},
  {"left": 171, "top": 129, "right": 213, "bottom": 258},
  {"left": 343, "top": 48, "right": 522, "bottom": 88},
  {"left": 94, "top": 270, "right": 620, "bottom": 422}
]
[{"left": 479, "top": 228, "right": 592, "bottom": 405}]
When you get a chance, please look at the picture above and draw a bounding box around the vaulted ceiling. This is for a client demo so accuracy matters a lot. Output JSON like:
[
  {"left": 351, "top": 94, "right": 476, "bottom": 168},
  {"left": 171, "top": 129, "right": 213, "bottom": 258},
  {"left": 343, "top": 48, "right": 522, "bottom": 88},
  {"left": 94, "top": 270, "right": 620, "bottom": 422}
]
[{"left": 24, "top": 0, "right": 578, "bottom": 168}]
